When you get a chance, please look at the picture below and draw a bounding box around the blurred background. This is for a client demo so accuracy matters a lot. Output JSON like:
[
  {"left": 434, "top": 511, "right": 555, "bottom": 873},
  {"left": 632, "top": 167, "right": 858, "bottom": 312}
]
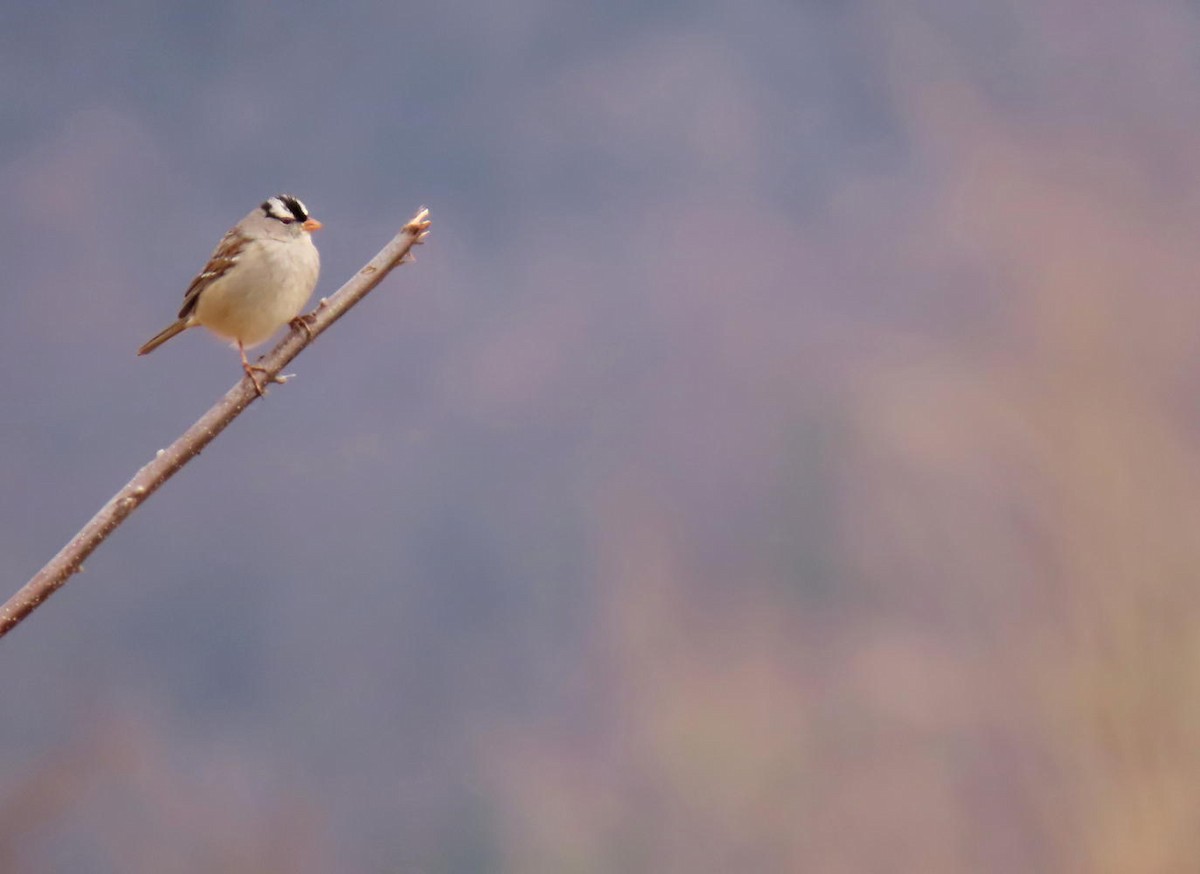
[{"left": 3, "top": 1, "right": 1200, "bottom": 871}]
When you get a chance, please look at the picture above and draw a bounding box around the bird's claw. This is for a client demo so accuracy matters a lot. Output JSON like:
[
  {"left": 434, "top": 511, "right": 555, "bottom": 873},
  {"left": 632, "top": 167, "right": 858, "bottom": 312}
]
[
  {"left": 290, "top": 307, "right": 322, "bottom": 341},
  {"left": 243, "top": 363, "right": 270, "bottom": 397}
]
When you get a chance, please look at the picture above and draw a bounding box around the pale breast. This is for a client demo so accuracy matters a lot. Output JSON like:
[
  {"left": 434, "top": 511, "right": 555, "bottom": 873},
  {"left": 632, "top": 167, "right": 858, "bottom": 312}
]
[{"left": 193, "top": 236, "right": 320, "bottom": 347}]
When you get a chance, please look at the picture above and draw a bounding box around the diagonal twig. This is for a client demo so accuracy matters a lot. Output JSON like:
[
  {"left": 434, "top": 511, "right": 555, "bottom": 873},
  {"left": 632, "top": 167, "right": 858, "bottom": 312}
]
[{"left": 0, "top": 207, "right": 432, "bottom": 640}]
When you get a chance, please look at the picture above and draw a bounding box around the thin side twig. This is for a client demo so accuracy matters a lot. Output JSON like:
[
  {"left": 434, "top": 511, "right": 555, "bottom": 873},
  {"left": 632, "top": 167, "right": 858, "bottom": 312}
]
[{"left": 0, "top": 207, "right": 432, "bottom": 640}]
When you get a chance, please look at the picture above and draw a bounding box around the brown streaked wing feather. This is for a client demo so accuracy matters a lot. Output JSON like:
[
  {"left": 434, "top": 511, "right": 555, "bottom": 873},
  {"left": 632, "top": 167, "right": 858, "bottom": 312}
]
[{"left": 177, "top": 227, "right": 249, "bottom": 320}]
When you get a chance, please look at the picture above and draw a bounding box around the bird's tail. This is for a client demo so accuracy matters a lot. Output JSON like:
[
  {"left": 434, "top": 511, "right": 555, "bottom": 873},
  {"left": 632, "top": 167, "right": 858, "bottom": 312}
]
[{"left": 137, "top": 320, "right": 190, "bottom": 356}]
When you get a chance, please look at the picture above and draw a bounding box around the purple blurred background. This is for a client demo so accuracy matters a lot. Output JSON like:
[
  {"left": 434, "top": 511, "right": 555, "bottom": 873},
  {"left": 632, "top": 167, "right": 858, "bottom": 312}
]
[{"left": 5, "top": 1, "right": 1200, "bottom": 870}]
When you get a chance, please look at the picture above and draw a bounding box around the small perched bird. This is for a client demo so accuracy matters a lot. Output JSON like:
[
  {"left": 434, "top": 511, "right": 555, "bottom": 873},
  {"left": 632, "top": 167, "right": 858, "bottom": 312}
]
[{"left": 138, "top": 194, "right": 323, "bottom": 394}]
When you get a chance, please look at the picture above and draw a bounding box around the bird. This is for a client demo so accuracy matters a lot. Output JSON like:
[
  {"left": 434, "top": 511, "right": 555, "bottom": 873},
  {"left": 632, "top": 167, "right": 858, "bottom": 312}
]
[{"left": 138, "top": 194, "right": 323, "bottom": 394}]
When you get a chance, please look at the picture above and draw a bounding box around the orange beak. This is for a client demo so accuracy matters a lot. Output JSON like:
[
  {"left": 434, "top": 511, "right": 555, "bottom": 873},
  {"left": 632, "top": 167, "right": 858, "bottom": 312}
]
[{"left": 303, "top": 218, "right": 323, "bottom": 232}]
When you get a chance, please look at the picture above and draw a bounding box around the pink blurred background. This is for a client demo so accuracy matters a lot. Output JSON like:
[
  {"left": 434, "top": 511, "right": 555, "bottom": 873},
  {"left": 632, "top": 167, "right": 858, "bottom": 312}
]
[{"left": 3, "top": 1, "right": 1200, "bottom": 871}]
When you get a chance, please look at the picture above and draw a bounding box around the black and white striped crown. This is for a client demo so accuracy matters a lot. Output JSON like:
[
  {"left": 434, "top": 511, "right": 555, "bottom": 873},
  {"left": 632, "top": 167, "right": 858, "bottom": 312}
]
[{"left": 261, "top": 194, "right": 310, "bottom": 224}]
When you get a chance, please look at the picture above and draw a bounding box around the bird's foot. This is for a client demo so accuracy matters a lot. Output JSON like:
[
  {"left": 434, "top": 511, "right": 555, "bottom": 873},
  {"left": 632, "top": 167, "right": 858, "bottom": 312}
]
[
  {"left": 289, "top": 314, "right": 316, "bottom": 341},
  {"left": 243, "top": 362, "right": 270, "bottom": 397},
  {"left": 291, "top": 299, "right": 328, "bottom": 341}
]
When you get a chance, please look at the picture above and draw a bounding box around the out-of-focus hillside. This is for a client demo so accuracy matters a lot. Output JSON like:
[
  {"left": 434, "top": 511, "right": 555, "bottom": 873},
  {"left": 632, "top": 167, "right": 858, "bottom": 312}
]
[{"left": 4, "top": 2, "right": 1200, "bottom": 872}]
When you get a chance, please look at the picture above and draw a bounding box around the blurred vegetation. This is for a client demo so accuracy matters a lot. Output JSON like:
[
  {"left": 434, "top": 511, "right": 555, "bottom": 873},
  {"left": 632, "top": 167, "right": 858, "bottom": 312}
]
[{"left": 7, "top": 3, "right": 1200, "bottom": 872}]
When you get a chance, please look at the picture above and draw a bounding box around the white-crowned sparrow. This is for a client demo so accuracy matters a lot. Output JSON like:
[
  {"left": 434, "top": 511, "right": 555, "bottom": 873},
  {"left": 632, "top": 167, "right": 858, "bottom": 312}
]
[{"left": 138, "top": 194, "right": 323, "bottom": 393}]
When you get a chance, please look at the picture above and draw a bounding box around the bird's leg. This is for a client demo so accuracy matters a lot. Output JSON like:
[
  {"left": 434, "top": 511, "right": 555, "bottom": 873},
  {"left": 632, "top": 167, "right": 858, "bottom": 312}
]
[{"left": 239, "top": 341, "right": 269, "bottom": 397}]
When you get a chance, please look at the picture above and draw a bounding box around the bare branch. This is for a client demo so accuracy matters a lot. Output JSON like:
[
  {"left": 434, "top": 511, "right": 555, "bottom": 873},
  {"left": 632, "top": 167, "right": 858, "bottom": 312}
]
[{"left": 0, "top": 208, "right": 432, "bottom": 640}]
